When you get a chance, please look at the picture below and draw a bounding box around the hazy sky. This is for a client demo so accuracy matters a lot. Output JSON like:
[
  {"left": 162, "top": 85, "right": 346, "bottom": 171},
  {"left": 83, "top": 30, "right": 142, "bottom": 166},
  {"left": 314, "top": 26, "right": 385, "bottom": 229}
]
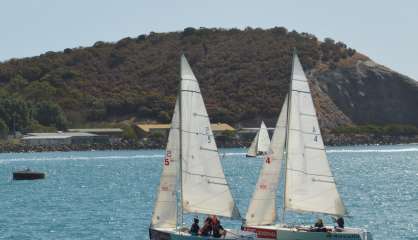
[{"left": 1, "top": 0, "right": 417, "bottom": 80}]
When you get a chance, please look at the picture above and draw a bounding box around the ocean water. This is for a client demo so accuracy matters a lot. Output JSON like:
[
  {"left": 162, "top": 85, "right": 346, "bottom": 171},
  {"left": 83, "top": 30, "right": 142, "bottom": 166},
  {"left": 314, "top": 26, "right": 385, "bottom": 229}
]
[{"left": 0, "top": 144, "right": 417, "bottom": 239}]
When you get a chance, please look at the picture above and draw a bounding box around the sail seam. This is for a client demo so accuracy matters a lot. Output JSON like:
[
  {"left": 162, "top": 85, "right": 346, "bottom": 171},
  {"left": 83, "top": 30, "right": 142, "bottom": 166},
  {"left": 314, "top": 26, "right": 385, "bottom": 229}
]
[
  {"left": 193, "top": 113, "right": 209, "bottom": 118},
  {"left": 182, "top": 170, "right": 226, "bottom": 180},
  {"left": 304, "top": 146, "right": 325, "bottom": 151},
  {"left": 292, "top": 90, "right": 310, "bottom": 94},
  {"left": 289, "top": 128, "right": 321, "bottom": 136},
  {"left": 182, "top": 78, "right": 197, "bottom": 82},
  {"left": 287, "top": 168, "right": 333, "bottom": 177},
  {"left": 292, "top": 78, "right": 307, "bottom": 82},
  {"left": 181, "top": 129, "right": 213, "bottom": 136},
  {"left": 180, "top": 89, "right": 201, "bottom": 94},
  {"left": 200, "top": 146, "right": 218, "bottom": 152},
  {"left": 300, "top": 113, "right": 316, "bottom": 117}
]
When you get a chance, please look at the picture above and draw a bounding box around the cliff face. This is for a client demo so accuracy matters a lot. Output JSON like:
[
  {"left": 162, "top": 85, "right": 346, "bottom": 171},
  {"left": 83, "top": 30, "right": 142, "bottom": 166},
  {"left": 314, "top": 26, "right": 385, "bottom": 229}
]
[
  {"left": 0, "top": 27, "right": 416, "bottom": 132},
  {"left": 313, "top": 59, "right": 418, "bottom": 127}
]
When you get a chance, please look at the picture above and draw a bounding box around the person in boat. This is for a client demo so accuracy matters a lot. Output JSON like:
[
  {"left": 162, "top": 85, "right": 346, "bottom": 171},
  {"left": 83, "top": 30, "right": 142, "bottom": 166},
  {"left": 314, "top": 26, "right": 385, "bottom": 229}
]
[
  {"left": 199, "top": 216, "right": 213, "bottom": 236},
  {"left": 314, "top": 218, "right": 324, "bottom": 228},
  {"left": 212, "top": 217, "right": 226, "bottom": 238},
  {"left": 333, "top": 216, "right": 345, "bottom": 230},
  {"left": 312, "top": 218, "right": 327, "bottom": 232},
  {"left": 190, "top": 217, "right": 200, "bottom": 235}
]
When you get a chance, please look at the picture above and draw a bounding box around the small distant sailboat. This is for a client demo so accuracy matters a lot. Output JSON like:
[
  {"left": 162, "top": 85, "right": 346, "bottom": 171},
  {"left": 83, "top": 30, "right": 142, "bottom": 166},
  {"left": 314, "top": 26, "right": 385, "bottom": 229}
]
[
  {"left": 246, "top": 121, "right": 270, "bottom": 157},
  {"left": 149, "top": 55, "right": 254, "bottom": 240},
  {"left": 242, "top": 51, "right": 373, "bottom": 240}
]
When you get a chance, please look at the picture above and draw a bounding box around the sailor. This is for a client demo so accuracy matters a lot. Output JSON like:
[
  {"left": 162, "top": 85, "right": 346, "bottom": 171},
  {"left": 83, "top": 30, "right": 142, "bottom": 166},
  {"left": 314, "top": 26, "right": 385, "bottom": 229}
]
[
  {"left": 314, "top": 218, "right": 324, "bottom": 228},
  {"left": 212, "top": 217, "right": 226, "bottom": 238},
  {"left": 313, "top": 218, "right": 327, "bottom": 232},
  {"left": 190, "top": 217, "right": 200, "bottom": 235},
  {"left": 199, "top": 217, "right": 213, "bottom": 236},
  {"left": 335, "top": 217, "right": 344, "bottom": 229}
]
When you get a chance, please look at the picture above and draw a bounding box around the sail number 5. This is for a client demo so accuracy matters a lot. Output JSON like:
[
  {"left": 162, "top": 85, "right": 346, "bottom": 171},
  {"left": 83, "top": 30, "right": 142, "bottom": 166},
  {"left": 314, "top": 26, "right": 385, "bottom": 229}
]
[{"left": 164, "top": 150, "right": 172, "bottom": 166}]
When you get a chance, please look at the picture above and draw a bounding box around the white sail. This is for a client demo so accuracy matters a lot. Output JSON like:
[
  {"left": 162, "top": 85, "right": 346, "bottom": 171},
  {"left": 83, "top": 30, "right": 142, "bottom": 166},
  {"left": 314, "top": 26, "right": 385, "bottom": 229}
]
[
  {"left": 256, "top": 121, "right": 270, "bottom": 154},
  {"left": 246, "top": 131, "right": 259, "bottom": 157},
  {"left": 180, "top": 55, "right": 241, "bottom": 219},
  {"left": 284, "top": 53, "right": 346, "bottom": 216},
  {"left": 151, "top": 99, "right": 180, "bottom": 228},
  {"left": 245, "top": 96, "right": 288, "bottom": 225}
]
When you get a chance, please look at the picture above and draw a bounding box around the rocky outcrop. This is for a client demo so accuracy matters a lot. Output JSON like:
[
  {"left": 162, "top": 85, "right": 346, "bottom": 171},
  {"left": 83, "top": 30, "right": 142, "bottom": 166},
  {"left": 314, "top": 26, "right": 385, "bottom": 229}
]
[{"left": 313, "top": 58, "right": 418, "bottom": 127}]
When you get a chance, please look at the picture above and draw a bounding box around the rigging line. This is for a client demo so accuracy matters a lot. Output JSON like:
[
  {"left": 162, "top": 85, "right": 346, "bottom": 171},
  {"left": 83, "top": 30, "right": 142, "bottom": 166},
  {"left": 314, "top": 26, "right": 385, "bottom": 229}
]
[
  {"left": 185, "top": 189, "right": 230, "bottom": 208},
  {"left": 182, "top": 170, "right": 227, "bottom": 180},
  {"left": 286, "top": 188, "right": 336, "bottom": 205},
  {"left": 287, "top": 168, "right": 333, "bottom": 178}
]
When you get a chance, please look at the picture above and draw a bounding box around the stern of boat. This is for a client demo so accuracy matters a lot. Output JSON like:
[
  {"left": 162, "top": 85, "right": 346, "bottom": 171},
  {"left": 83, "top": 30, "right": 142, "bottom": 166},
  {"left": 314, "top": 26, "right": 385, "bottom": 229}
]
[
  {"left": 241, "top": 225, "right": 277, "bottom": 239},
  {"left": 149, "top": 227, "right": 171, "bottom": 240}
]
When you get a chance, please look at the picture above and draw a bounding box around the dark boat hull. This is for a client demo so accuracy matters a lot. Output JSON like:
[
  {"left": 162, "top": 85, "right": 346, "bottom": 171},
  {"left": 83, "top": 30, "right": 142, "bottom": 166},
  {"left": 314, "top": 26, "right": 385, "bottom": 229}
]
[{"left": 13, "top": 171, "right": 45, "bottom": 180}]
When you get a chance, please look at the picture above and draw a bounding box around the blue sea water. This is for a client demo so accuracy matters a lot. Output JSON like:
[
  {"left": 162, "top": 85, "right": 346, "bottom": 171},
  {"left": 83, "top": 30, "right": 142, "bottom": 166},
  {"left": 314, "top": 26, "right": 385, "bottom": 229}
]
[{"left": 0, "top": 144, "right": 417, "bottom": 239}]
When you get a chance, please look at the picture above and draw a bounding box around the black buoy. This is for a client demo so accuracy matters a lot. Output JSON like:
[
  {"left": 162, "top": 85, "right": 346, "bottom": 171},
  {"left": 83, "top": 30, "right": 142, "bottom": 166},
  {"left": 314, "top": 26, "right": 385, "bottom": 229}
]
[{"left": 13, "top": 169, "right": 46, "bottom": 180}]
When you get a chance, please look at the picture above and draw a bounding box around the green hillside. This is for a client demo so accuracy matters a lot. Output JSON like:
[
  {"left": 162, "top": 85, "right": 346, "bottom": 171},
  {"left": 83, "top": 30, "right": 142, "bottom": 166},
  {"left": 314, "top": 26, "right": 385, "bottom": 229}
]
[{"left": 0, "top": 27, "right": 416, "bottom": 135}]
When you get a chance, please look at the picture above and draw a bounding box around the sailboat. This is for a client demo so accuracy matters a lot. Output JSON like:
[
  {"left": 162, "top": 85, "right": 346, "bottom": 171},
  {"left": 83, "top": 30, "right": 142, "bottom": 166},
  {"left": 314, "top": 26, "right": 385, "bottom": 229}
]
[
  {"left": 242, "top": 51, "right": 373, "bottom": 240},
  {"left": 246, "top": 121, "right": 270, "bottom": 157},
  {"left": 149, "top": 55, "right": 255, "bottom": 240}
]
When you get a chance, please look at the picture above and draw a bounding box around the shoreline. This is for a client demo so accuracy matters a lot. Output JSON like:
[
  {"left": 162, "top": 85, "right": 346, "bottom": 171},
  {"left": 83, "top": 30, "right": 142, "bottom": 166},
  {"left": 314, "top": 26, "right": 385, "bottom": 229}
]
[{"left": 0, "top": 134, "right": 417, "bottom": 153}]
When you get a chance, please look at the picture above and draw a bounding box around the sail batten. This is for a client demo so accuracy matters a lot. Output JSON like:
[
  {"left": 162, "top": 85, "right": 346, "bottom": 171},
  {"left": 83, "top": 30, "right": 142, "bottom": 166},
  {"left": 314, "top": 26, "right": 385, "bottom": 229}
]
[
  {"left": 180, "top": 55, "right": 241, "bottom": 219},
  {"left": 284, "top": 52, "right": 346, "bottom": 217}
]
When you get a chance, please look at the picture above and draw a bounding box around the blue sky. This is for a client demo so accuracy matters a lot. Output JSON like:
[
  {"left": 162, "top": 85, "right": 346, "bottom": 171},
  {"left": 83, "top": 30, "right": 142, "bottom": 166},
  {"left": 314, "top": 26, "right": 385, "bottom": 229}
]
[{"left": 1, "top": 0, "right": 417, "bottom": 80}]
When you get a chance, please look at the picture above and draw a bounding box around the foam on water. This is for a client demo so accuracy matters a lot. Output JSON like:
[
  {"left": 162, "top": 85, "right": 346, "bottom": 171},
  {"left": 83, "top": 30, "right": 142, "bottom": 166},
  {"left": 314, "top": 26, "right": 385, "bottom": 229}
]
[{"left": 0, "top": 151, "right": 247, "bottom": 164}]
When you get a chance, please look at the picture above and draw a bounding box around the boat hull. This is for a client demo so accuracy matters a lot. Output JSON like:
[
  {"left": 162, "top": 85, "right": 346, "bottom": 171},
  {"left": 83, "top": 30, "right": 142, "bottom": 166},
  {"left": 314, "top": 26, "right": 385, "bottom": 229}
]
[
  {"left": 13, "top": 171, "right": 45, "bottom": 180},
  {"left": 242, "top": 225, "right": 373, "bottom": 240},
  {"left": 150, "top": 227, "right": 255, "bottom": 240}
]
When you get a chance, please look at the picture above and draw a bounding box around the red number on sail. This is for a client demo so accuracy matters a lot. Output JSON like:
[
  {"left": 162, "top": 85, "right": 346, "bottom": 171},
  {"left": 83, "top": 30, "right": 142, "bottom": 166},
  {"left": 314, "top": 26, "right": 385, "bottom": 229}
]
[
  {"left": 164, "top": 158, "right": 170, "bottom": 166},
  {"left": 266, "top": 156, "right": 271, "bottom": 164}
]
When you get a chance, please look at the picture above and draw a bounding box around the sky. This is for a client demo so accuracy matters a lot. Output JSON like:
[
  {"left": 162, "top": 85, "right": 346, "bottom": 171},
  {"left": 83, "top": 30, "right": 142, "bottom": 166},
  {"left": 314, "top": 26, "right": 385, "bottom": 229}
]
[{"left": 1, "top": 0, "right": 417, "bottom": 80}]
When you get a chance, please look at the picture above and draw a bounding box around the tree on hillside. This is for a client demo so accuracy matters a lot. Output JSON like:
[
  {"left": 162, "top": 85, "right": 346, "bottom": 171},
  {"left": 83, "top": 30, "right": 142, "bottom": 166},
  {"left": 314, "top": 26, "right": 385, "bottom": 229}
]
[
  {"left": 33, "top": 101, "right": 68, "bottom": 130},
  {"left": 0, "top": 97, "right": 32, "bottom": 132},
  {"left": 0, "top": 119, "right": 9, "bottom": 138}
]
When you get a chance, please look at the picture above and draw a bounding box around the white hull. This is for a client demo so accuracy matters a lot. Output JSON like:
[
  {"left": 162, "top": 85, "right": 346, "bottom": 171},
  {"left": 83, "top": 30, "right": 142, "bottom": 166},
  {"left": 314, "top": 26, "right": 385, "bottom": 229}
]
[
  {"left": 150, "top": 227, "right": 255, "bottom": 240},
  {"left": 242, "top": 225, "right": 372, "bottom": 240}
]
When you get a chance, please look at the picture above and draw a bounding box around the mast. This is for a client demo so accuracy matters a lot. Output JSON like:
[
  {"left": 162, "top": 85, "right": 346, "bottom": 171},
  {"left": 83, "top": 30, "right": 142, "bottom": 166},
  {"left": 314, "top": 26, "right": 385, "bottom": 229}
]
[
  {"left": 281, "top": 48, "right": 295, "bottom": 223},
  {"left": 178, "top": 55, "right": 184, "bottom": 228}
]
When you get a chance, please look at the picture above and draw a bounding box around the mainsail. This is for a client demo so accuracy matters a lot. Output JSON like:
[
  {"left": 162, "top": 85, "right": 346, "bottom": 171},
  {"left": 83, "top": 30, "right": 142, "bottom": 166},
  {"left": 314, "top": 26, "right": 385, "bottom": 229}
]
[
  {"left": 151, "top": 99, "right": 180, "bottom": 228},
  {"left": 180, "top": 55, "right": 241, "bottom": 219},
  {"left": 247, "top": 121, "right": 270, "bottom": 157},
  {"left": 245, "top": 96, "right": 288, "bottom": 225},
  {"left": 284, "top": 52, "right": 346, "bottom": 216}
]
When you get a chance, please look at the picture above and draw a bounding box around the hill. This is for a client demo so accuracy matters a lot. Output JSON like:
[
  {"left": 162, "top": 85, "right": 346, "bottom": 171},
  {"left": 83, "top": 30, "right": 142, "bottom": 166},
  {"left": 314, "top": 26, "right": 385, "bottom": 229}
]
[{"left": 0, "top": 27, "right": 417, "bottom": 136}]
